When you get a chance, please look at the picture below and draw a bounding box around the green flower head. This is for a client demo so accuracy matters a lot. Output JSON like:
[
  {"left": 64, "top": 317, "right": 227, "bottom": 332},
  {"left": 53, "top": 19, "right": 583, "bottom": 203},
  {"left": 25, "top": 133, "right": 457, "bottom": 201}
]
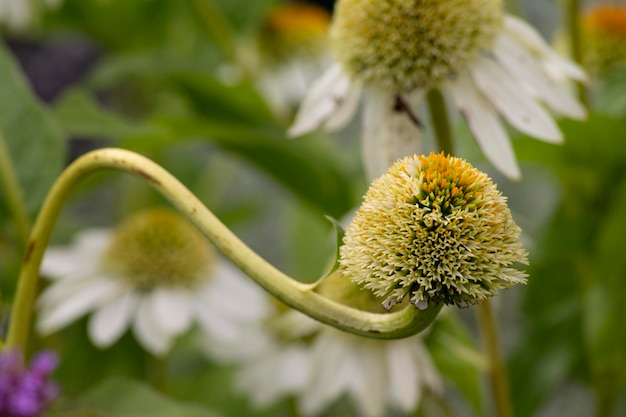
[{"left": 339, "top": 153, "right": 528, "bottom": 310}]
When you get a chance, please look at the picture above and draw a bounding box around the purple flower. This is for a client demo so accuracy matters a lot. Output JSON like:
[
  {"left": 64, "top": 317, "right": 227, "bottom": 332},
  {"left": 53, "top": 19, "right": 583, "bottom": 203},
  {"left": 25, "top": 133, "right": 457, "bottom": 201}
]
[{"left": 0, "top": 350, "right": 60, "bottom": 417}]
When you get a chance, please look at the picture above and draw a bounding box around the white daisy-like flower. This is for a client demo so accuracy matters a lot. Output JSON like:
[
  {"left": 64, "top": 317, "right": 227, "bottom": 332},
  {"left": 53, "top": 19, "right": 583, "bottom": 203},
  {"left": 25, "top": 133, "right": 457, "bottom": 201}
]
[
  {"left": 248, "top": 2, "right": 333, "bottom": 118},
  {"left": 288, "top": 0, "right": 587, "bottom": 180},
  {"left": 36, "top": 208, "right": 270, "bottom": 357},
  {"left": 206, "top": 273, "right": 442, "bottom": 417}
]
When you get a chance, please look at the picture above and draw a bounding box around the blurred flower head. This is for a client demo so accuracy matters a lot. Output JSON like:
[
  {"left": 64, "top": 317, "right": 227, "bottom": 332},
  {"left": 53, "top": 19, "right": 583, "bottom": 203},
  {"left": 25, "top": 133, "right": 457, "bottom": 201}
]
[
  {"left": 340, "top": 153, "right": 528, "bottom": 310},
  {"left": 289, "top": 0, "right": 586, "bottom": 180},
  {"left": 248, "top": 2, "right": 332, "bottom": 118},
  {"left": 37, "top": 208, "right": 269, "bottom": 357},
  {"left": 207, "top": 272, "right": 441, "bottom": 417},
  {"left": 581, "top": 4, "right": 626, "bottom": 75},
  {"left": 0, "top": 350, "right": 60, "bottom": 417},
  {"left": 0, "top": 0, "right": 63, "bottom": 31}
]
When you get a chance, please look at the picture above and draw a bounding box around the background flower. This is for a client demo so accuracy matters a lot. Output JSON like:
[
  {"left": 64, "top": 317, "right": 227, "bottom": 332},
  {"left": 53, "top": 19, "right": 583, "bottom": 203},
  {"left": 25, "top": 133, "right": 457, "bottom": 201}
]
[
  {"left": 289, "top": 0, "right": 586, "bottom": 180},
  {"left": 36, "top": 208, "right": 270, "bottom": 357}
]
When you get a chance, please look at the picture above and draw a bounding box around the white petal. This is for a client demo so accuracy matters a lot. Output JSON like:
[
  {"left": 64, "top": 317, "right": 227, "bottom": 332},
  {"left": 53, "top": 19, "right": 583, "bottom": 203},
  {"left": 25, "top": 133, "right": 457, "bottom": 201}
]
[
  {"left": 41, "top": 230, "right": 111, "bottom": 279},
  {"left": 37, "top": 277, "right": 125, "bottom": 335},
  {"left": 450, "top": 71, "right": 521, "bottom": 179},
  {"left": 362, "top": 90, "right": 422, "bottom": 181},
  {"left": 493, "top": 34, "right": 585, "bottom": 119},
  {"left": 413, "top": 342, "right": 443, "bottom": 394},
  {"left": 88, "top": 290, "right": 139, "bottom": 347},
  {"left": 193, "top": 297, "right": 241, "bottom": 341},
  {"left": 133, "top": 295, "right": 174, "bottom": 356},
  {"left": 148, "top": 288, "right": 193, "bottom": 337},
  {"left": 386, "top": 339, "right": 420, "bottom": 412},
  {"left": 206, "top": 261, "right": 271, "bottom": 320},
  {"left": 301, "top": 332, "right": 353, "bottom": 416},
  {"left": 324, "top": 83, "right": 362, "bottom": 131},
  {"left": 288, "top": 63, "right": 353, "bottom": 137},
  {"left": 470, "top": 56, "right": 562, "bottom": 143},
  {"left": 350, "top": 341, "right": 387, "bottom": 417},
  {"left": 236, "top": 346, "right": 311, "bottom": 407},
  {"left": 504, "top": 15, "right": 587, "bottom": 82}
]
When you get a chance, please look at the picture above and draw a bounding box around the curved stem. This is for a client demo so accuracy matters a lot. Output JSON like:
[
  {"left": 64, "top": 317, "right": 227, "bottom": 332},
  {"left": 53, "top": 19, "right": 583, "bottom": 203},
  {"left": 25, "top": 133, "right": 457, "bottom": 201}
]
[
  {"left": 566, "top": 0, "right": 588, "bottom": 107},
  {"left": 0, "top": 129, "right": 31, "bottom": 252},
  {"left": 427, "top": 88, "right": 454, "bottom": 156},
  {"left": 6, "top": 148, "right": 441, "bottom": 350},
  {"left": 477, "top": 300, "right": 513, "bottom": 417}
]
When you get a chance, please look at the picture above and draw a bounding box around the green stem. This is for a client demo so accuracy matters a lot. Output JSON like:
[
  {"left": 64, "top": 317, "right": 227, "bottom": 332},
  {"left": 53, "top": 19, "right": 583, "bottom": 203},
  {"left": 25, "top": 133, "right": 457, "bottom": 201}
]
[
  {"left": 427, "top": 89, "right": 454, "bottom": 155},
  {"left": 188, "top": 0, "right": 237, "bottom": 63},
  {"left": 566, "top": 0, "right": 588, "bottom": 107},
  {"left": 0, "top": 129, "right": 31, "bottom": 251},
  {"left": 6, "top": 148, "right": 441, "bottom": 350},
  {"left": 150, "top": 355, "right": 169, "bottom": 394},
  {"left": 477, "top": 300, "right": 514, "bottom": 417}
]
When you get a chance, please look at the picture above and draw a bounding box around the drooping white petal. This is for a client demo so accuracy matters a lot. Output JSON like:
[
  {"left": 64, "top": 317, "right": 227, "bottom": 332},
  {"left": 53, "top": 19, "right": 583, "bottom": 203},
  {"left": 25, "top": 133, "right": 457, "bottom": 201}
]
[
  {"left": 88, "top": 290, "right": 139, "bottom": 347},
  {"left": 450, "top": 71, "right": 521, "bottom": 179},
  {"left": 350, "top": 341, "right": 387, "bottom": 417},
  {"left": 362, "top": 90, "right": 422, "bottom": 181},
  {"left": 493, "top": 34, "right": 586, "bottom": 119},
  {"left": 133, "top": 295, "right": 173, "bottom": 356},
  {"left": 148, "top": 287, "right": 193, "bottom": 337},
  {"left": 40, "top": 230, "right": 111, "bottom": 279},
  {"left": 504, "top": 15, "right": 587, "bottom": 82},
  {"left": 301, "top": 332, "right": 353, "bottom": 416},
  {"left": 288, "top": 64, "right": 353, "bottom": 137},
  {"left": 37, "top": 272, "right": 99, "bottom": 310},
  {"left": 324, "top": 83, "right": 362, "bottom": 131},
  {"left": 470, "top": 56, "right": 562, "bottom": 143},
  {"left": 413, "top": 342, "right": 444, "bottom": 395},
  {"left": 205, "top": 261, "right": 271, "bottom": 321},
  {"left": 236, "top": 346, "right": 311, "bottom": 407},
  {"left": 386, "top": 339, "right": 421, "bottom": 413},
  {"left": 37, "top": 276, "right": 125, "bottom": 335},
  {"left": 193, "top": 296, "right": 241, "bottom": 341}
]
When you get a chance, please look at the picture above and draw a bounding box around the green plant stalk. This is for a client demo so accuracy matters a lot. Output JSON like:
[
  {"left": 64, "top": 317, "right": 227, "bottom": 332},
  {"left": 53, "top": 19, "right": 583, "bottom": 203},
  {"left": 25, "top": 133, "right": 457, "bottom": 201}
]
[
  {"left": 566, "top": 0, "right": 588, "bottom": 107},
  {"left": 6, "top": 148, "right": 441, "bottom": 351},
  {"left": 0, "top": 129, "right": 31, "bottom": 251},
  {"left": 427, "top": 88, "right": 454, "bottom": 155},
  {"left": 189, "top": 0, "right": 237, "bottom": 63},
  {"left": 428, "top": 91, "right": 514, "bottom": 417},
  {"left": 478, "top": 300, "right": 514, "bottom": 417}
]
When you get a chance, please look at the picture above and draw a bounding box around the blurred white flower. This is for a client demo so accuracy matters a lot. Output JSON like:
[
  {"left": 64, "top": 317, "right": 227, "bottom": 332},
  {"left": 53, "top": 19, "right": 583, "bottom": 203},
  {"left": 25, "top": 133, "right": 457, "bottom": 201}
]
[
  {"left": 289, "top": 0, "right": 587, "bottom": 180},
  {"left": 205, "top": 274, "right": 442, "bottom": 417},
  {"left": 0, "top": 0, "right": 64, "bottom": 30},
  {"left": 247, "top": 2, "right": 333, "bottom": 118},
  {"left": 37, "top": 209, "right": 270, "bottom": 357}
]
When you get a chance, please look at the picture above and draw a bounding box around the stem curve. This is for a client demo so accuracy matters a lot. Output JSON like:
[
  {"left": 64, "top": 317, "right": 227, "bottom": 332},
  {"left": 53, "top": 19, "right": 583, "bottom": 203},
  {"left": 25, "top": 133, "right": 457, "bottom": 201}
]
[{"left": 7, "top": 148, "right": 441, "bottom": 350}]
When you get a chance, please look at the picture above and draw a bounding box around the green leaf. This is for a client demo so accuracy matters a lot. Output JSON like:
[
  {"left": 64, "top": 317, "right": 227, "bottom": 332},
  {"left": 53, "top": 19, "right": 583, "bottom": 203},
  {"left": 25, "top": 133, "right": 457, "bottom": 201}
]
[
  {"left": 53, "top": 377, "right": 222, "bottom": 417},
  {"left": 320, "top": 215, "right": 345, "bottom": 279},
  {"left": 53, "top": 88, "right": 157, "bottom": 140},
  {"left": 122, "top": 118, "right": 356, "bottom": 218},
  {"left": 0, "top": 42, "right": 66, "bottom": 213},
  {"left": 425, "top": 312, "right": 486, "bottom": 417}
]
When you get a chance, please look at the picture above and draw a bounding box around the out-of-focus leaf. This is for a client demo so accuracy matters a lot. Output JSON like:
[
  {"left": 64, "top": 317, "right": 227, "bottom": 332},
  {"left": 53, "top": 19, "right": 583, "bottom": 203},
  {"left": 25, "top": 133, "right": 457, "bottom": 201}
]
[
  {"left": 425, "top": 312, "right": 486, "bottom": 417},
  {"left": 56, "top": 377, "right": 222, "bottom": 417},
  {"left": 53, "top": 88, "right": 158, "bottom": 140},
  {"left": 510, "top": 113, "right": 626, "bottom": 416},
  {"left": 122, "top": 118, "right": 355, "bottom": 218},
  {"left": 0, "top": 42, "right": 66, "bottom": 213}
]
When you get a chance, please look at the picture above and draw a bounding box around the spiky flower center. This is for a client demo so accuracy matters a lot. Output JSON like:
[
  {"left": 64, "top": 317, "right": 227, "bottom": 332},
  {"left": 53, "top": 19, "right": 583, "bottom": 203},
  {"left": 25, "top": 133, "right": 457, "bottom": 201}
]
[
  {"left": 339, "top": 153, "right": 527, "bottom": 310},
  {"left": 101, "top": 209, "right": 214, "bottom": 289},
  {"left": 582, "top": 5, "right": 626, "bottom": 74},
  {"left": 330, "top": 0, "right": 503, "bottom": 91},
  {"left": 258, "top": 2, "right": 331, "bottom": 64}
]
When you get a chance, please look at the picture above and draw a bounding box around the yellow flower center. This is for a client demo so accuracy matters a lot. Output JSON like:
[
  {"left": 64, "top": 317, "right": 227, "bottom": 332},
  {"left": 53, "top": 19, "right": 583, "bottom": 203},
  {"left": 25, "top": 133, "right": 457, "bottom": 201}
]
[
  {"left": 330, "top": 0, "right": 503, "bottom": 91},
  {"left": 101, "top": 209, "right": 214, "bottom": 289},
  {"left": 339, "top": 153, "right": 527, "bottom": 310},
  {"left": 582, "top": 5, "right": 626, "bottom": 74},
  {"left": 258, "top": 2, "right": 331, "bottom": 64}
]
